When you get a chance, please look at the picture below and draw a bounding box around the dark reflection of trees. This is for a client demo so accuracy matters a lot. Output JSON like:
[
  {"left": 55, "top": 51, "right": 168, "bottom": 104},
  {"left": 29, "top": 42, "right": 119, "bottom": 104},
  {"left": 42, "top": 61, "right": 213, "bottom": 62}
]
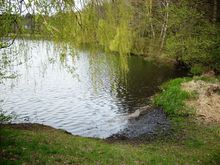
[
  {"left": 84, "top": 49, "right": 188, "bottom": 114},
  {"left": 111, "top": 56, "right": 188, "bottom": 114}
]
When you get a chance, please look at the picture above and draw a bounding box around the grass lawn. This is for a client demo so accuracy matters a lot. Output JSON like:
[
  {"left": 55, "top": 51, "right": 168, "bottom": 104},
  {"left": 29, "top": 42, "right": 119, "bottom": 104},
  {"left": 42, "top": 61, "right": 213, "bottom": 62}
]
[{"left": 0, "top": 122, "right": 220, "bottom": 165}]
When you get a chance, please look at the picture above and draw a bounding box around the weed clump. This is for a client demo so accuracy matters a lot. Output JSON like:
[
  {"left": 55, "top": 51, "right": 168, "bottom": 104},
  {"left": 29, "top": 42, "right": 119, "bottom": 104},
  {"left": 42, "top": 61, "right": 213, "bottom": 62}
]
[{"left": 153, "top": 78, "right": 193, "bottom": 116}]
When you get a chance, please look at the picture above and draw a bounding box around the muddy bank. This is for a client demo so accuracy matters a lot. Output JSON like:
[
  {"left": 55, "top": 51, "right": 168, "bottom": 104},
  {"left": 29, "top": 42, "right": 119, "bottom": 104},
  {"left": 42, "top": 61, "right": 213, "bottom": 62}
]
[{"left": 107, "top": 108, "right": 170, "bottom": 140}]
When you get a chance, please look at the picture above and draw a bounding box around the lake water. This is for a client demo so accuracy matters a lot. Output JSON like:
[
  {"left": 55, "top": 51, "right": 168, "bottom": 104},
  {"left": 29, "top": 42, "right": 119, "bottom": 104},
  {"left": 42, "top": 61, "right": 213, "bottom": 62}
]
[{"left": 0, "top": 40, "right": 185, "bottom": 138}]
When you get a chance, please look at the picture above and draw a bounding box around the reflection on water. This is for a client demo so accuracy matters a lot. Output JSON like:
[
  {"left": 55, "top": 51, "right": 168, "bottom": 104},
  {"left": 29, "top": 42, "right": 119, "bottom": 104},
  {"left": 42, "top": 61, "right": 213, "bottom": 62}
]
[{"left": 0, "top": 40, "right": 184, "bottom": 138}]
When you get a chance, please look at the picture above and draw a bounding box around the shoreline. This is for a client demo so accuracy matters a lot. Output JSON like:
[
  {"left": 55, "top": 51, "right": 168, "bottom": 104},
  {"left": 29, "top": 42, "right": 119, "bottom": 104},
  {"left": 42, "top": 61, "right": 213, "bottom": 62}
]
[{"left": 1, "top": 76, "right": 220, "bottom": 164}]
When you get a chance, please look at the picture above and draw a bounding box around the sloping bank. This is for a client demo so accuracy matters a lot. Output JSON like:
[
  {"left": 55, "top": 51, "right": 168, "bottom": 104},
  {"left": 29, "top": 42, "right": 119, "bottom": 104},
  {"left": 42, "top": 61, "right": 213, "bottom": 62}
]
[
  {"left": 1, "top": 77, "right": 220, "bottom": 164},
  {"left": 154, "top": 76, "right": 220, "bottom": 122}
]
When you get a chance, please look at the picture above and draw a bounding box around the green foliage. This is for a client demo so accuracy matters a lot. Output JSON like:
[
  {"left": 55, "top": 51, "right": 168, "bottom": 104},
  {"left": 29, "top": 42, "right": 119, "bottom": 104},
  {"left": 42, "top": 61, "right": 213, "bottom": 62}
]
[
  {"left": 190, "top": 65, "right": 206, "bottom": 76},
  {"left": 165, "top": 1, "right": 220, "bottom": 72},
  {"left": 210, "top": 31, "right": 220, "bottom": 73},
  {"left": 1, "top": 0, "right": 220, "bottom": 72},
  {"left": 153, "top": 78, "right": 193, "bottom": 116},
  {"left": 45, "top": 0, "right": 220, "bottom": 73},
  {"left": 109, "top": 1, "right": 133, "bottom": 56}
]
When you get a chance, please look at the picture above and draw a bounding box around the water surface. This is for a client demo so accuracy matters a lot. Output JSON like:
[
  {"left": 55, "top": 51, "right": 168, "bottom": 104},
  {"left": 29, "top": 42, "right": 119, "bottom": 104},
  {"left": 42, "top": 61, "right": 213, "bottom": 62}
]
[{"left": 0, "top": 40, "right": 184, "bottom": 138}]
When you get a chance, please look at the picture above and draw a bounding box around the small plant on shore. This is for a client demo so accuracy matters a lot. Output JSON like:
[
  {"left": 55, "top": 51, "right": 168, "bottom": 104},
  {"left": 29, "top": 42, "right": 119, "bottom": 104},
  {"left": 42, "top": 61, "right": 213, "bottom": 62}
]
[
  {"left": 0, "top": 103, "right": 13, "bottom": 123},
  {"left": 0, "top": 111, "right": 12, "bottom": 123}
]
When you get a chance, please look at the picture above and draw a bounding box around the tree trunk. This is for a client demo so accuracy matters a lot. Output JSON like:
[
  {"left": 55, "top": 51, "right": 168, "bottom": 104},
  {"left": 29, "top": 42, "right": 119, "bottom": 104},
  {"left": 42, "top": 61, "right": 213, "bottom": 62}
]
[
  {"left": 159, "top": 0, "right": 169, "bottom": 53},
  {"left": 213, "top": 0, "right": 217, "bottom": 23}
]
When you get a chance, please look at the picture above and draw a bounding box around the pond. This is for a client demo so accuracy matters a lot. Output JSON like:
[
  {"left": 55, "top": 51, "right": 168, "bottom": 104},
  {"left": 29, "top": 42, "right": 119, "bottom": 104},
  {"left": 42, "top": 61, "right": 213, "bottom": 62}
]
[{"left": 0, "top": 40, "right": 185, "bottom": 138}]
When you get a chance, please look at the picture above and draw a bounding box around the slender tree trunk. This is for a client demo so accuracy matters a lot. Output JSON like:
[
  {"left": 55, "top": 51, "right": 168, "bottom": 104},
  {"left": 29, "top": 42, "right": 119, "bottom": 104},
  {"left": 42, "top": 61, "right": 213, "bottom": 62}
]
[
  {"left": 213, "top": 0, "right": 217, "bottom": 23},
  {"left": 146, "top": 0, "right": 155, "bottom": 38},
  {"left": 159, "top": 0, "right": 169, "bottom": 53}
]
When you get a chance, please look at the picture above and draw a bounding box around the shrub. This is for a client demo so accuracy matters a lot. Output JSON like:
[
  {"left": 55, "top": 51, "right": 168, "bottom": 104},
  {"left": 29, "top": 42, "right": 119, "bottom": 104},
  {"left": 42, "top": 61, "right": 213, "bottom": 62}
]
[{"left": 190, "top": 65, "right": 206, "bottom": 76}]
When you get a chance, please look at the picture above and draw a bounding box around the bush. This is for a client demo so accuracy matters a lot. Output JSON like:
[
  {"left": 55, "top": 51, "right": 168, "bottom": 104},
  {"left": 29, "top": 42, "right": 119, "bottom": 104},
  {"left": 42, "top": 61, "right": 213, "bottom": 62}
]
[
  {"left": 211, "top": 38, "right": 220, "bottom": 73},
  {"left": 190, "top": 65, "right": 206, "bottom": 76}
]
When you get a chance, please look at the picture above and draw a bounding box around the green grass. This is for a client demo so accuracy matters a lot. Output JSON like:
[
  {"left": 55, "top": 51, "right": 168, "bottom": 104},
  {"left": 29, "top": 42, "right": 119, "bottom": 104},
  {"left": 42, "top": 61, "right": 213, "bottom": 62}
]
[
  {"left": 0, "top": 123, "right": 220, "bottom": 165},
  {"left": 153, "top": 78, "right": 193, "bottom": 116}
]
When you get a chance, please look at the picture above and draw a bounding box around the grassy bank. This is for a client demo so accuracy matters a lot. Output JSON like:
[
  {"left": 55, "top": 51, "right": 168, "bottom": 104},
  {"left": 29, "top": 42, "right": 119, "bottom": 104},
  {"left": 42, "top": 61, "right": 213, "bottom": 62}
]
[
  {"left": 153, "top": 76, "right": 220, "bottom": 119},
  {"left": 0, "top": 122, "right": 220, "bottom": 165},
  {"left": 1, "top": 77, "right": 220, "bottom": 164}
]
